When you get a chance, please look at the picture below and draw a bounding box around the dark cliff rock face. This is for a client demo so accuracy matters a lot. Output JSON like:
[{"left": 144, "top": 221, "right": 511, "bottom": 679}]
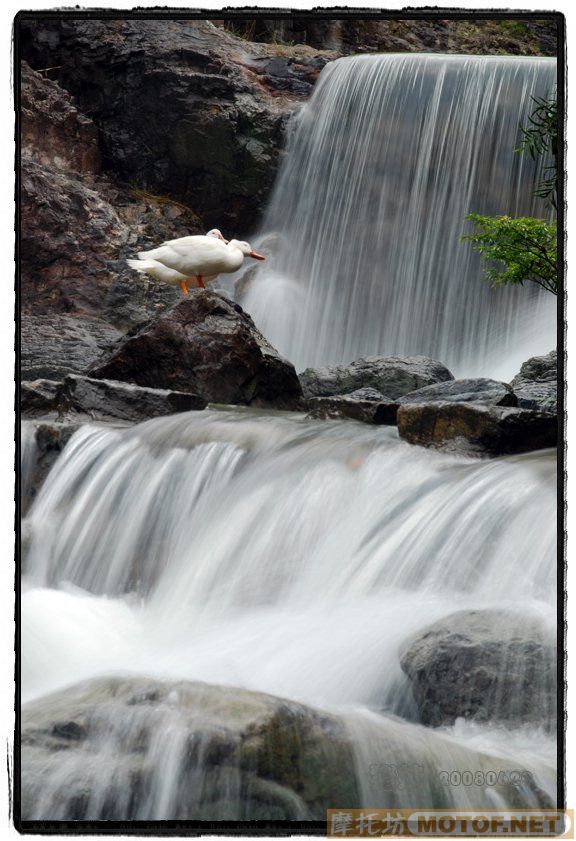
[
  {"left": 90, "top": 291, "right": 303, "bottom": 409},
  {"left": 19, "top": 20, "right": 333, "bottom": 234},
  {"left": 20, "top": 61, "right": 196, "bottom": 328}
]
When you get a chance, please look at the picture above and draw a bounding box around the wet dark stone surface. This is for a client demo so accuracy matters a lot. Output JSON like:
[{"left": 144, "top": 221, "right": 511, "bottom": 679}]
[{"left": 90, "top": 291, "right": 304, "bottom": 409}]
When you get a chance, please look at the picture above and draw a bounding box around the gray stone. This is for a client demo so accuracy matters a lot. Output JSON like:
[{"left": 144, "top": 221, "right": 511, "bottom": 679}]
[
  {"left": 399, "top": 378, "right": 517, "bottom": 407},
  {"left": 397, "top": 401, "right": 557, "bottom": 456},
  {"left": 346, "top": 387, "right": 387, "bottom": 401},
  {"left": 307, "top": 393, "right": 398, "bottom": 425},
  {"left": 511, "top": 350, "right": 557, "bottom": 413},
  {"left": 400, "top": 610, "right": 556, "bottom": 730},
  {"left": 21, "top": 379, "right": 60, "bottom": 416},
  {"left": 299, "top": 356, "right": 454, "bottom": 400},
  {"left": 55, "top": 375, "right": 207, "bottom": 423}
]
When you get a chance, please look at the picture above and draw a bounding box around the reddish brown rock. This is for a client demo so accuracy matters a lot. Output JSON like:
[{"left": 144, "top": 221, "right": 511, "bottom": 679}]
[{"left": 21, "top": 61, "right": 101, "bottom": 175}]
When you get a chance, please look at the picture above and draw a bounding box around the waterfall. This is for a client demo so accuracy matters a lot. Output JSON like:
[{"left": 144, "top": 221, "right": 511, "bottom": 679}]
[
  {"left": 240, "top": 54, "right": 556, "bottom": 378},
  {"left": 21, "top": 412, "right": 557, "bottom": 817}
]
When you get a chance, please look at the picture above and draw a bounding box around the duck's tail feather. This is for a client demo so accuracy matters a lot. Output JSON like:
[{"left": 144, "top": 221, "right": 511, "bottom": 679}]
[{"left": 127, "top": 258, "right": 152, "bottom": 273}]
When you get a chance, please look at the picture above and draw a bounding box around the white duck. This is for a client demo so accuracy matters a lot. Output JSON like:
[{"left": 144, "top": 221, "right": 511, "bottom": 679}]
[
  {"left": 132, "top": 232, "right": 264, "bottom": 296},
  {"left": 128, "top": 229, "right": 235, "bottom": 293}
]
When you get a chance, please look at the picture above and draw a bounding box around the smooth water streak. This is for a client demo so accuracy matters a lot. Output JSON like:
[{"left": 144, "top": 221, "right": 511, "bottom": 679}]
[{"left": 239, "top": 54, "right": 556, "bottom": 377}]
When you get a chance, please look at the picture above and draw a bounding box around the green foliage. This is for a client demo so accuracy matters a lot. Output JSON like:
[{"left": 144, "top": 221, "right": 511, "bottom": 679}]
[
  {"left": 462, "top": 214, "right": 557, "bottom": 295},
  {"left": 462, "top": 94, "right": 558, "bottom": 296},
  {"left": 516, "top": 95, "right": 558, "bottom": 209}
]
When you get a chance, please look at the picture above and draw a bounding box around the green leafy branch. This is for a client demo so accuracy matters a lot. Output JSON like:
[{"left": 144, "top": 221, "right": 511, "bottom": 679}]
[{"left": 462, "top": 213, "right": 557, "bottom": 295}]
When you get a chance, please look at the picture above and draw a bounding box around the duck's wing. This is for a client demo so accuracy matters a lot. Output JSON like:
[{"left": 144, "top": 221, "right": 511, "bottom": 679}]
[
  {"left": 160, "top": 234, "right": 225, "bottom": 250},
  {"left": 137, "top": 243, "right": 181, "bottom": 262}
]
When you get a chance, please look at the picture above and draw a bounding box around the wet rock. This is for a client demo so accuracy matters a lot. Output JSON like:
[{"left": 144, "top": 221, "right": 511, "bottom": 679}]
[
  {"left": 21, "top": 421, "right": 80, "bottom": 515},
  {"left": 21, "top": 314, "right": 123, "bottom": 381},
  {"left": 300, "top": 356, "right": 454, "bottom": 400},
  {"left": 397, "top": 401, "right": 557, "bottom": 456},
  {"left": 89, "top": 291, "right": 303, "bottom": 410},
  {"left": 21, "top": 379, "right": 60, "bottom": 416},
  {"left": 511, "top": 350, "right": 557, "bottom": 413},
  {"left": 400, "top": 610, "right": 556, "bottom": 730},
  {"left": 399, "top": 378, "right": 517, "bottom": 407},
  {"left": 307, "top": 390, "right": 398, "bottom": 425},
  {"left": 21, "top": 676, "right": 360, "bottom": 820},
  {"left": 55, "top": 375, "right": 207, "bottom": 423}
]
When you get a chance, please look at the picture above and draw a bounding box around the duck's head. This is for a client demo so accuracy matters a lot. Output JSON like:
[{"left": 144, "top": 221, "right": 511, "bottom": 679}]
[
  {"left": 206, "top": 228, "right": 228, "bottom": 243},
  {"left": 229, "top": 240, "right": 265, "bottom": 260}
]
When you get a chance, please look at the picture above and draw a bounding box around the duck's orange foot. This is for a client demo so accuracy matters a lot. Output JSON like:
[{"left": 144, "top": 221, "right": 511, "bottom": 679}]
[
  {"left": 196, "top": 275, "right": 206, "bottom": 289},
  {"left": 180, "top": 280, "right": 189, "bottom": 296}
]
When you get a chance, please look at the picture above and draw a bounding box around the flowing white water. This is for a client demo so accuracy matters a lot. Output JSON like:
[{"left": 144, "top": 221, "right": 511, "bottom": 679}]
[
  {"left": 237, "top": 54, "right": 556, "bottom": 378},
  {"left": 22, "top": 411, "right": 557, "bottom": 816}
]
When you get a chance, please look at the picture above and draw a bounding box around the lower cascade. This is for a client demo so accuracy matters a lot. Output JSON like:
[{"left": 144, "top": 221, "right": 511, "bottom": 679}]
[{"left": 21, "top": 410, "right": 557, "bottom": 819}]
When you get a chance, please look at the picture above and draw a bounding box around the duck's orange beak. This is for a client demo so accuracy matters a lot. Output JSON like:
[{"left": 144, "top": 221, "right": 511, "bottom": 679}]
[{"left": 249, "top": 251, "right": 265, "bottom": 260}]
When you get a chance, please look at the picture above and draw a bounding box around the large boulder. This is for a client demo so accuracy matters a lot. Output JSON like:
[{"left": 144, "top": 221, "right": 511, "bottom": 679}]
[
  {"left": 397, "top": 402, "right": 557, "bottom": 455},
  {"left": 89, "top": 291, "right": 303, "bottom": 409},
  {"left": 511, "top": 351, "right": 557, "bottom": 413},
  {"left": 399, "top": 378, "right": 517, "bottom": 407},
  {"left": 54, "top": 375, "right": 207, "bottom": 423},
  {"left": 21, "top": 676, "right": 360, "bottom": 820},
  {"left": 299, "top": 356, "right": 454, "bottom": 400},
  {"left": 400, "top": 610, "right": 556, "bottom": 730}
]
